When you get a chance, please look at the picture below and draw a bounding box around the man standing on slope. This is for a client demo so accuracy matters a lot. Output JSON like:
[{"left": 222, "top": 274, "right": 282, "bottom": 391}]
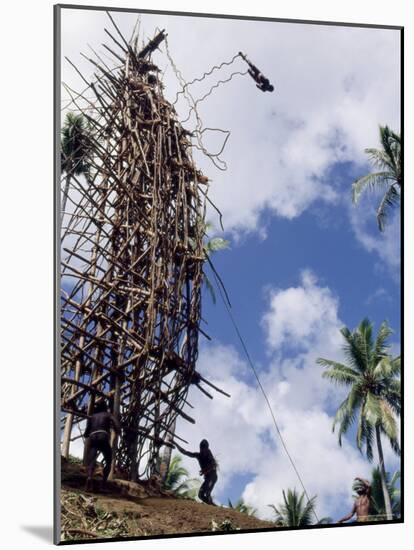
[
  {"left": 176, "top": 439, "right": 218, "bottom": 505},
  {"left": 84, "top": 400, "right": 121, "bottom": 491},
  {"left": 338, "top": 477, "right": 372, "bottom": 523}
]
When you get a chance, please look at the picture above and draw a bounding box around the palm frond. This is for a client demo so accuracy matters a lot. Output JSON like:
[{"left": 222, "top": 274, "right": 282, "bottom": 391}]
[
  {"left": 163, "top": 454, "right": 191, "bottom": 491},
  {"left": 204, "top": 237, "right": 230, "bottom": 255},
  {"left": 367, "top": 467, "right": 400, "bottom": 518},
  {"left": 228, "top": 498, "right": 257, "bottom": 516},
  {"left": 373, "top": 321, "right": 393, "bottom": 362},
  {"left": 355, "top": 318, "right": 373, "bottom": 372},
  {"left": 317, "top": 517, "right": 332, "bottom": 524},
  {"left": 389, "top": 470, "right": 400, "bottom": 495},
  {"left": 363, "top": 149, "right": 395, "bottom": 173},
  {"left": 334, "top": 387, "right": 362, "bottom": 445},
  {"left": 356, "top": 402, "right": 367, "bottom": 453},
  {"left": 374, "top": 355, "right": 400, "bottom": 380},
  {"left": 352, "top": 172, "right": 393, "bottom": 204},
  {"left": 387, "top": 378, "right": 401, "bottom": 394},
  {"left": 267, "top": 504, "right": 280, "bottom": 518},
  {"left": 355, "top": 402, "right": 375, "bottom": 461},
  {"left": 340, "top": 326, "right": 368, "bottom": 373},
  {"left": 352, "top": 125, "right": 401, "bottom": 232},
  {"left": 61, "top": 112, "right": 92, "bottom": 179},
  {"left": 376, "top": 183, "right": 400, "bottom": 231},
  {"left": 269, "top": 490, "right": 317, "bottom": 526},
  {"left": 384, "top": 380, "right": 401, "bottom": 416},
  {"left": 364, "top": 393, "right": 382, "bottom": 425},
  {"left": 379, "top": 125, "right": 399, "bottom": 173},
  {"left": 388, "top": 435, "right": 401, "bottom": 456},
  {"left": 318, "top": 358, "right": 359, "bottom": 386},
  {"left": 321, "top": 368, "right": 358, "bottom": 387},
  {"left": 379, "top": 400, "right": 398, "bottom": 440},
  {"left": 174, "top": 478, "right": 201, "bottom": 499}
]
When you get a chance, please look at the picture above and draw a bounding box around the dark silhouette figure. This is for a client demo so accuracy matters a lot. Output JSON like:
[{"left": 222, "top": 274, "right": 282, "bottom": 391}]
[
  {"left": 84, "top": 400, "right": 121, "bottom": 491},
  {"left": 176, "top": 439, "right": 218, "bottom": 505},
  {"left": 338, "top": 477, "right": 372, "bottom": 523},
  {"left": 239, "top": 52, "right": 274, "bottom": 92}
]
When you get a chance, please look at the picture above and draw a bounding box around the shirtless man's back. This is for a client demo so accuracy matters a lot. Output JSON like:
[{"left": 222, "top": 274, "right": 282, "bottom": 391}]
[{"left": 338, "top": 477, "right": 371, "bottom": 523}]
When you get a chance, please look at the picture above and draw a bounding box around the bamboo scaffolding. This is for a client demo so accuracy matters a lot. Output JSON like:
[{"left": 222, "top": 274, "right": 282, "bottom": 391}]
[{"left": 60, "top": 17, "right": 230, "bottom": 480}]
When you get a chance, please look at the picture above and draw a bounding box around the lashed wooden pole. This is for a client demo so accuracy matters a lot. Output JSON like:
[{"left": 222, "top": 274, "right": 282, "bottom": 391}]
[{"left": 60, "top": 19, "right": 230, "bottom": 480}]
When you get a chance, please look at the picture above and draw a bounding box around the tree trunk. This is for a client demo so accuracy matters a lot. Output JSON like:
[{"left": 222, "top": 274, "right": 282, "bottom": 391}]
[
  {"left": 375, "top": 424, "right": 393, "bottom": 520},
  {"left": 82, "top": 396, "right": 95, "bottom": 465},
  {"left": 62, "top": 173, "right": 71, "bottom": 221},
  {"left": 61, "top": 412, "right": 74, "bottom": 459},
  {"left": 108, "top": 373, "right": 121, "bottom": 480},
  {"left": 159, "top": 417, "right": 177, "bottom": 482},
  {"left": 61, "top": 336, "right": 84, "bottom": 458}
]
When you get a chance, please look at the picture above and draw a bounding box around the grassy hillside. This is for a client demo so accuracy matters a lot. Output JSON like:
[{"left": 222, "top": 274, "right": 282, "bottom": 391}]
[{"left": 60, "top": 458, "right": 276, "bottom": 542}]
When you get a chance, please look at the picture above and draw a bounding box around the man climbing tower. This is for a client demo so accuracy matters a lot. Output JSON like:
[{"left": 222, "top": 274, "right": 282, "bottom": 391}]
[
  {"left": 176, "top": 439, "right": 218, "bottom": 505},
  {"left": 84, "top": 400, "right": 121, "bottom": 491},
  {"left": 239, "top": 51, "right": 274, "bottom": 92},
  {"left": 338, "top": 477, "right": 372, "bottom": 523}
]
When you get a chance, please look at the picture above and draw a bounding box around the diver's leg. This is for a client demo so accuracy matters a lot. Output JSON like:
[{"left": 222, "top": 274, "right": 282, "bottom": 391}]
[
  {"left": 198, "top": 478, "right": 208, "bottom": 503},
  {"left": 101, "top": 438, "right": 113, "bottom": 483},
  {"left": 85, "top": 439, "right": 98, "bottom": 491},
  {"left": 205, "top": 472, "right": 218, "bottom": 505}
]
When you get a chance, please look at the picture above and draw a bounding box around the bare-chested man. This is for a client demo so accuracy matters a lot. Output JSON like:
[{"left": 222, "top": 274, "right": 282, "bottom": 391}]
[
  {"left": 175, "top": 439, "right": 218, "bottom": 505},
  {"left": 338, "top": 477, "right": 371, "bottom": 523},
  {"left": 84, "top": 400, "right": 121, "bottom": 491}
]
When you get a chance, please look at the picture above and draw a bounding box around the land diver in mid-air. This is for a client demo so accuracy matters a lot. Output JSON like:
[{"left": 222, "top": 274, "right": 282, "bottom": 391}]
[{"left": 239, "top": 52, "right": 274, "bottom": 92}]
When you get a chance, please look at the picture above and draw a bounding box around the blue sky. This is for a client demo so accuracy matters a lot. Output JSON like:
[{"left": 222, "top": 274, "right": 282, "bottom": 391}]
[
  {"left": 186, "top": 162, "right": 401, "bottom": 519},
  {"left": 202, "top": 164, "right": 400, "bottom": 352},
  {"left": 61, "top": 8, "right": 401, "bottom": 523}
]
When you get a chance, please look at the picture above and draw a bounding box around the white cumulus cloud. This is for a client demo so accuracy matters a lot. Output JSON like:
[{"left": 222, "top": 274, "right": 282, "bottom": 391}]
[
  {"left": 177, "top": 270, "right": 379, "bottom": 521},
  {"left": 60, "top": 11, "right": 400, "bottom": 240}
]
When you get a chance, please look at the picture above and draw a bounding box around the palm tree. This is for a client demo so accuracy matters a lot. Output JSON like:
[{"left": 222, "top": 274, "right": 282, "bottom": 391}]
[
  {"left": 317, "top": 318, "right": 401, "bottom": 520},
  {"left": 366, "top": 468, "right": 400, "bottom": 520},
  {"left": 268, "top": 489, "right": 321, "bottom": 527},
  {"left": 228, "top": 498, "right": 257, "bottom": 517},
  {"left": 60, "top": 113, "right": 95, "bottom": 459},
  {"left": 163, "top": 454, "right": 201, "bottom": 499},
  {"left": 352, "top": 125, "right": 401, "bottom": 231},
  {"left": 61, "top": 112, "right": 92, "bottom": 219}
]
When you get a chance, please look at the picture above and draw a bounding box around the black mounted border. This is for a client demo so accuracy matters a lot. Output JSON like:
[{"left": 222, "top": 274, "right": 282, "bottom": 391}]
[{"left": 53, "top": 3, "right": 404, "bottom": 545}]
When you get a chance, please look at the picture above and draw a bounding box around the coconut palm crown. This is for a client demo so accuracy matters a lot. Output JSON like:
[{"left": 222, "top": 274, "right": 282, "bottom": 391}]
[
  {"left": 367, "top": 468, "right": 401, "bottom": 520},
  {"left": 61, "top": 112, "right": 92, "bottom": 176},
  {"left": 163, "top": 454, "right": 200, "bottom": 499},
  {"left": 268, "top": 489, "right": 319, "bottom": 527},
  {"left": 352, "top": 125, "right": 401, "bottom": 232},
  {"left": 228, "top": 498, "right": 257, "bottom": 517},
  {"left": 61, "top": 112, "right": 92, "bottom": 216},
  {"left": 317, "top": 318, "right": 400, "bottom": 520},
  {"left": 317, "top": 318, "right": 400, "bottom": 458}
]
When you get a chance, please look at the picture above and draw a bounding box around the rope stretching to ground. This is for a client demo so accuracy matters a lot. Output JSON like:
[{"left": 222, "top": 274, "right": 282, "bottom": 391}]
[{"left": 210, "top": 265, "right": 320, "bottom": 523}]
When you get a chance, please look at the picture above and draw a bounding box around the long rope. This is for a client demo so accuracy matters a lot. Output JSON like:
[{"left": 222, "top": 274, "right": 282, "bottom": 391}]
[
  {"left": 171, "top": 53, "right": 242, "bottom": 105},
  {"left": 210, "top": 266, "right": 320, "bottom": 523}
]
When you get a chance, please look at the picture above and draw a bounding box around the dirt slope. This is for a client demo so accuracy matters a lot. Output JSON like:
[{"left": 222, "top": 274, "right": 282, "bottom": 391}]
[{"left": 60, "top": 459, "right": 276, "bottom": 542}]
